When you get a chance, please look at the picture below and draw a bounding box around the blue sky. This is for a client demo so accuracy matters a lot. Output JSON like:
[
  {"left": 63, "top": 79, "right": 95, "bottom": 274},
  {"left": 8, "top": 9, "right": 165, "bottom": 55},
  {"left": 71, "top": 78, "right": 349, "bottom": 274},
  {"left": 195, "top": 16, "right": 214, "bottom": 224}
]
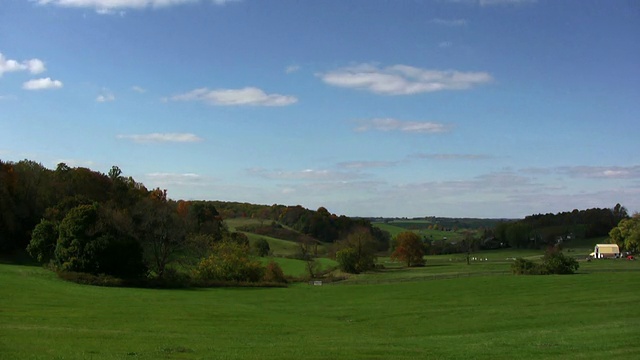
[{"left": 1, "top": 0, "right": 639, "bottom": 218}]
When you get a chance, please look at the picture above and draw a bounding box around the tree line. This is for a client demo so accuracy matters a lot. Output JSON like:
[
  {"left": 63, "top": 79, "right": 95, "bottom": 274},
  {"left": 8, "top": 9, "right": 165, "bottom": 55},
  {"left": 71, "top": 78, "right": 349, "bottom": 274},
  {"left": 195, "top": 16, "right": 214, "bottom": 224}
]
[
  {"left": 493, "top": 204, "right": 629, "bottom": 249},
  {"left": 0, "top": 159, "right": 388, "bottom": 283}
]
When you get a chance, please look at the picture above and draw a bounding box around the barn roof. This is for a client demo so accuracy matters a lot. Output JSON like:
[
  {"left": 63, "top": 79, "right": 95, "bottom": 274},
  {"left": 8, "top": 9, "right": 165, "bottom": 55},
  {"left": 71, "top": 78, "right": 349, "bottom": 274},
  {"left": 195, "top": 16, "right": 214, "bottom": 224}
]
[{"left": 595, "top": 244, "right": 620, "bottom": 253}]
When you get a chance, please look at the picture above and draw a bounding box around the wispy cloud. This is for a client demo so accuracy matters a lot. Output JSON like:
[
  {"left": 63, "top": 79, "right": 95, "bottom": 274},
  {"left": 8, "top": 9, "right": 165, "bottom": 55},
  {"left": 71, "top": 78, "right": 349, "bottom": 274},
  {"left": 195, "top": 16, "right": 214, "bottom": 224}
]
[
  {"left": 131, "top": 85, "right": 146, "bottom": 93},
  {"left": 35, "top": 0, "right": 241, "bottom": 13},
  {"left": 169, "top": 87, "right": 297, "bottom": 106},
  {"left": 319, "top": 63, "right": 492, "bottom": 95},
  {"left": 555, "top": 165, "right": 640, "bottom": 179},
  {"left": 411, "top": 153, "right": 492, "bottom": 160},
  {"left": 145, "top": 172, "right": 206, "bottom": 186},
  {"left": 0, "top": 53, "right": 45, "bottom": 77},
  {"left": 0, "top": 95, "right": 17, "bottom": 101},
  {"left": 116, "top": 133, "right": 203, "bottom": 143},
  {"left": 430, "top": 18, "right": 468, "bottom": 26},
  {"left": 247, "top": 167, "right": 363, "bottom": 181},
  {"left": 336, "top": 161, "right": 398, "bottom": 169},
  {"left": 22, "top": 77, "right": 63, "bottom": 90},
  {"left": 285, "top": 65, "right": 300, "bottom": 74},
  {"left": 355, "top": 118, "right": 450, "bottom": 134},
  {"left": 96, "top": 90, "right": 115, "bottom": 102}
]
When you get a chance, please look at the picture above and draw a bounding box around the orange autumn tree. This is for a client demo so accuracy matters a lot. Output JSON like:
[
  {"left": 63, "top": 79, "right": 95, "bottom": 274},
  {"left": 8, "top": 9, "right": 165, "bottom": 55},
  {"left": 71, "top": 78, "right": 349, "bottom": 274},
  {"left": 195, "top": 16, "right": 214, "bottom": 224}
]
[{"left": 391, "top": 231, "right": 425, "bottom": 267}]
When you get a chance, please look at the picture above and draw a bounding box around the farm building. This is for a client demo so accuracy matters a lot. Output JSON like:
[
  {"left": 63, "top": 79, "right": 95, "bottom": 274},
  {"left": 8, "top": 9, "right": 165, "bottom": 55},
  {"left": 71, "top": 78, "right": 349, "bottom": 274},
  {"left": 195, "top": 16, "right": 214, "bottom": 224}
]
[{"left": 592, "top": 244, "right": 620, "bottom": 259}]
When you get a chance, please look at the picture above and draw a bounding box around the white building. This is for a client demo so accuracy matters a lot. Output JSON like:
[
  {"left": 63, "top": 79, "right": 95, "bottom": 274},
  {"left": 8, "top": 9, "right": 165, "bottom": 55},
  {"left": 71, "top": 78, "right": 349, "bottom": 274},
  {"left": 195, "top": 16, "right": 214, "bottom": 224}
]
[{"left": 592, "top": 244, "right": 620, "bottom": 259}]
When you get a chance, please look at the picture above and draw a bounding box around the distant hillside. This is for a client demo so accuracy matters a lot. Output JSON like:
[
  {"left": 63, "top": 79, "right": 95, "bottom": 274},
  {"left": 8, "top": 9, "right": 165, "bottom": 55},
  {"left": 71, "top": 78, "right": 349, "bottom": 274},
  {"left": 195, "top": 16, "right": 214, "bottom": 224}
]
[{"left": 369, "top": 217, "right": 506, "bottom": 231}]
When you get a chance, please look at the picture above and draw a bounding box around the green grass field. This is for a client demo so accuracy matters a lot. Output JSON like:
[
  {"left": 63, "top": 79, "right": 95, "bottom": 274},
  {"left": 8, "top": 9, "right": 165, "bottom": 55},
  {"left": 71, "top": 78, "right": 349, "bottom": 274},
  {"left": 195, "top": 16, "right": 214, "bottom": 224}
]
[
  {"left": 1, "top": 259, "right": 639, "bottom": 359},
  {"left": 374, "top": 222, "right": 465, "bottom": 242}
]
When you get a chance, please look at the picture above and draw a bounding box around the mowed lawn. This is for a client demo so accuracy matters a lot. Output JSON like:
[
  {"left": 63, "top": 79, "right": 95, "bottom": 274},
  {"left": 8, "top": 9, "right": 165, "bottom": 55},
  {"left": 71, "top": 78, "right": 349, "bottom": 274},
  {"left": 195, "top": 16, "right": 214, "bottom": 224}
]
[{"left": 1, "top": 263, "right": 639, "bottom": 360}]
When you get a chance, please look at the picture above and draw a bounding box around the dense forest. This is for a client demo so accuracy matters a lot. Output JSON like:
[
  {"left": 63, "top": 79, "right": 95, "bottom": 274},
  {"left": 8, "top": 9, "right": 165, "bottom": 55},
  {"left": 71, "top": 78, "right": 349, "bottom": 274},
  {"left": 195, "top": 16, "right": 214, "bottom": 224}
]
[{"left": 493, "top": 204, "right": 629, "bottom": 249}]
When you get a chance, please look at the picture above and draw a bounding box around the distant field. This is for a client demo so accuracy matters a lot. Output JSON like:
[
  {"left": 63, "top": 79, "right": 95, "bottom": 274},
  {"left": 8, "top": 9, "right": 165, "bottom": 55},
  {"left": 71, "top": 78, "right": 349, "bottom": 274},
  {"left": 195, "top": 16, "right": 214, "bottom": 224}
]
[
  {"left": 225, "top": 217, "right": 266, "bottom": 231},
  {"left": 260, "top": 256, "right": 338, "bottom": 277},
  {"left": 374, "top": 221, "right": 465, "bottom": 242},
  {"left": 365, "top": 251, "right": 639, "bottom": 284},
  {"left": 226, "top": 217, "right": 333, "bottom": 258},
  {"left": 243, "top": 231, "right": 300, "bottom": 256},
  {"left": 1, "top": 259, "right": 639, "bottom": 359}
]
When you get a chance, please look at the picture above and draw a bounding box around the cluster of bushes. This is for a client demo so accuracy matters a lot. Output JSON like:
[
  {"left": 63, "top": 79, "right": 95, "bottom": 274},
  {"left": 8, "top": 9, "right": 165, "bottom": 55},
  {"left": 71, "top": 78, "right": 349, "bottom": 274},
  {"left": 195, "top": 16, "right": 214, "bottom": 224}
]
[
  {"left": 56, "top": 239, "right": 288, "bottom": 288},
  {"left": 511, "top": 249, "right": 579, "bottom": 275}
]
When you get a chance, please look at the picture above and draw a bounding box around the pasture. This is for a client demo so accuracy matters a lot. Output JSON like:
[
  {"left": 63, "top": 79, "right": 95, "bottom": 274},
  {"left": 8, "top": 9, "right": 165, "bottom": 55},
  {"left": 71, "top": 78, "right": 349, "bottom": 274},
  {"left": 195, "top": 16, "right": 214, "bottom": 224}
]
[
  {"left": 373, "top": 221, "right": 465, "bottom": 242},
  {"left": 1, "top": 260, "right": 639, "bottom": 359}
]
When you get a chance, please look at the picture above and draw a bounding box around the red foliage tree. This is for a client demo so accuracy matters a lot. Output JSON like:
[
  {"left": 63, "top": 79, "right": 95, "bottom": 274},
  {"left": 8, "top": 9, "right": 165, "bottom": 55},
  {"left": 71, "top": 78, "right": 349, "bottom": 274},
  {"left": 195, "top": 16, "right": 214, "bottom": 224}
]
[{"left": 391, "top": 231, "right": 425, "bottom": 267}]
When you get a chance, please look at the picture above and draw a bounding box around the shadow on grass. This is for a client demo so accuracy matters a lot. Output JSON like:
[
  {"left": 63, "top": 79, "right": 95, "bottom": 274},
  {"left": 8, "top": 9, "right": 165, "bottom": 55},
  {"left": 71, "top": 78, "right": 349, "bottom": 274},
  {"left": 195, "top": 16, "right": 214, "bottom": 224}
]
[{"left": 0, "top": 250, "right": 40, "bottom": 266}]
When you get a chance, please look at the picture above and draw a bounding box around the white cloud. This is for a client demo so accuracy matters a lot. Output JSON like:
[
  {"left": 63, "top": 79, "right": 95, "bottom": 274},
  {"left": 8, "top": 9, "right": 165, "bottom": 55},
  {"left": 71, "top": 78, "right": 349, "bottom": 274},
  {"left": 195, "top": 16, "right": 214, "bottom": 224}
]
[
  {"left": 170, "top": 87, "right": 297, "bottom": 106},
  {"left": 116, "top": 133, "right": 203, "bottom": 143},
  {"left": 0, "top": 53, "right": 46, "bottom": 76},
  {"left": 25, "top": 59, "right": 46, "bottom": 74},
  {"left": 22, "top": 77, "right": 63, "bottom": 90},
  {"left": 96, "top": 91, "right": 115, "bottom": 102},
  {"left": 35, "top": 0, "right": 241, "bottom": 13},
  {"left": 145, "top": 172, "right": 206, "bottom": 186},
  {"left": 131, "top": 85, "right": 146, "bottom": 93},
  {"left": 430, "top": 18, "right": 467, "bottom": 26},
  {"left": 285, "top": 65, "right": 300, "bottom": 74},
  {"left": 355, "top": 118, "right": 450, "bottom": 134},
  {"left": 337, "top": 161, "right": 398, "bottom": 169},
  {"left": 247, "top": 167, "right": 362, "bottom": 181},
  {"left": 556, "top": 165, "right": 640, "bottom": 179},
  {"left": 319, "top": 63, "right": 492, "bottom": 95},
  {"left": 95, "top": 8, "right": 125, "bottom": 15},
  {"left": 412, "top": 153, "right": 492, "bottom": 160},
  {"left": 147, "top": 172, "right": 201, "bottom": 180}
]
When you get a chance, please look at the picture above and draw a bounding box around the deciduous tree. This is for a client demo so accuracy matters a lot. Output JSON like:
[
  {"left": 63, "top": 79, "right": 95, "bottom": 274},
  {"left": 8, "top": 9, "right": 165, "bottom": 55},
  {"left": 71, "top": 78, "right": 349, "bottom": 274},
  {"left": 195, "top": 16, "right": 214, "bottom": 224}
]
[
  {"left": 609, "top": 214, "right": 640, "bottom": 253},
  {"left": 133, "top": 194, "right": 186, "bottom": 278},
  {"left": 391, "top": 231, "right": 425, "bottom": 267},
  {"left": 335, "top": 228, "right": 377, "bottom": 274},
  {"left": 55, "top": 204, "right": 145, "bottom": 278},
  {"left": 26, "top": 219, "right": 58, "bottom": 263}
]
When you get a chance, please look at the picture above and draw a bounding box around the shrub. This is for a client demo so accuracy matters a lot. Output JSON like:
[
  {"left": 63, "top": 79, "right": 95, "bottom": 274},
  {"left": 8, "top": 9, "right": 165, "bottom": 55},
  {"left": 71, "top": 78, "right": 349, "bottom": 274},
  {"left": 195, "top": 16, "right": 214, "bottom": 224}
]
[
  {"left": 194, "top": 240, "right": 265, "bottom": 283},
  {"left": 254, "top": 238, "right": 271, "bottom": 257},
  {"left": 57, "top": 271, "right": 125, "bottom": 287},
  {"left": 511, "top": 258, "right": 546, "bottom": 275},
  {"left": 336, "top": 247, "right": 360, "bottom": 273},
  {"left": 263, "top": 261, "right": 287, "bottom": 283},
  {"left": 511, "top": 250, "right": 579, "bottom": 275},
  {"left": 543, "top": 249, "right": 579, "bottom": 274}
]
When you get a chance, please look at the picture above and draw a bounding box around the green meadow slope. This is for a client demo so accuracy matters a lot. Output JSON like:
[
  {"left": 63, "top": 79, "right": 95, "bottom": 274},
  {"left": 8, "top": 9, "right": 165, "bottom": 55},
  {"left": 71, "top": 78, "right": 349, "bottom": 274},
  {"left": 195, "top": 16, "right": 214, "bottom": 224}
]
[{"left": 1, "top": 262, "right": 639, "bottom": 360}]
